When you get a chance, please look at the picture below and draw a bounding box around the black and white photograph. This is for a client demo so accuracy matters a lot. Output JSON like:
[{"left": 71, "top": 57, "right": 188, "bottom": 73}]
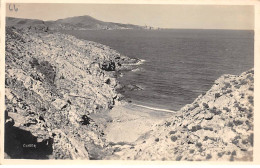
[{"left": 2, "top": 2, "right": 257, "bottom": 162}]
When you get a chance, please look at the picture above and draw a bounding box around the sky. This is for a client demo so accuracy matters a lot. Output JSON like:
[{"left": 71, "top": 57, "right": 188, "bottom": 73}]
[{"left": 6, "top": 3, "right": 254, "bottom": 30}]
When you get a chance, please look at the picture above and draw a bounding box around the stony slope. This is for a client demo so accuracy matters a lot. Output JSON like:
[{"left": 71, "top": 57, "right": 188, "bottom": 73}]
[
  {"left": 4, "top": 26, "right": 136, "bottom": 159},
  {"left": 108, "top": 69, "right": 254, "bottom": 161},
  {"left": 4, "top": 24, "right": 254, "bottom": 161}
]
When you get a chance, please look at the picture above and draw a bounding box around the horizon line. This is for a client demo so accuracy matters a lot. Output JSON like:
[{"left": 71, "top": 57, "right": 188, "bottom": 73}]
[{"left": 6, "top": 15, "right": 254, "bottom": 31}]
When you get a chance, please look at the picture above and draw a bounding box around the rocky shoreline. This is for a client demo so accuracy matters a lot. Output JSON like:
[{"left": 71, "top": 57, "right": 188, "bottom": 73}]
[
  {"left": 5, "top": 26, "right": 138, "bottom": 159},
  {"left": 107, "top": 69, "right": 254, "bottom": 161},
  {"left": 5, "top": 26, "right": 254, "bottom": 161}
]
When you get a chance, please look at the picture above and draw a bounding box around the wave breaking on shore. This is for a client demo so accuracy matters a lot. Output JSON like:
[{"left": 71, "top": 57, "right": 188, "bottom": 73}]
[
  {"left": 132, "top": 103, "right": 176, "bottom": 113},
  {"left": 4, "top": 24, "right": 254, "bottom": 161},
  {"left": 108, "top": 69, "right": 254, "bottom": 161}
]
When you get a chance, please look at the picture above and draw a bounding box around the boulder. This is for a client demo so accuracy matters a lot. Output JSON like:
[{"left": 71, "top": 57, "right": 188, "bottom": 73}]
[{"left": 101, "top": 61, "right": 116, "bottom": 71}]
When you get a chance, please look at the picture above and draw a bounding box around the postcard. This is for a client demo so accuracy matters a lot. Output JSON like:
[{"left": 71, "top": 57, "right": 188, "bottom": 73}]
[{"left": 1, "top": 0, "right": 259, "bottom": 165}]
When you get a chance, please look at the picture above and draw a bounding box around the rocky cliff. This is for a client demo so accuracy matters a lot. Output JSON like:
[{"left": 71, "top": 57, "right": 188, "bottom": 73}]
[
  {"left": 4, "top": 26, "right": 136, "bottom": 159},
  {"left": 109, "top": 69, "right": 254, "bottom": 161},
  {"left": 4, "top": 24, "right": 254, "bottom": 161}
]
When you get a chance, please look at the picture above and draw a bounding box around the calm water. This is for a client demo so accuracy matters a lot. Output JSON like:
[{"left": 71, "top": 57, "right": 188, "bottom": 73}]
[{"left": 62, "top": 29, "right": 254, "bottom": 111}]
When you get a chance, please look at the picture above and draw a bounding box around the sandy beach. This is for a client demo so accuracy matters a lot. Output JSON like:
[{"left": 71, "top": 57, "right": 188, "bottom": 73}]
[
  {"left": 4, "top": 17, "right": 254, "bottom": 161},
  {"left": 103, "top": 103, "right": 175, "bottom": 143}
]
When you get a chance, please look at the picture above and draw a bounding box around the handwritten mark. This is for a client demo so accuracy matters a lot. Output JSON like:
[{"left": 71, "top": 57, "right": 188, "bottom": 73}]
[
  {"left": 23, "top": 143, "right": 36, "bottom": 148},
  {"left": 9, "top": 4, "right": 18, "bottom": 12}
]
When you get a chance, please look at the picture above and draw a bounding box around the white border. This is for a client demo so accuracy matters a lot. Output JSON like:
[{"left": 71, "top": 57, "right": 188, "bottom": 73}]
[{"left": 0, "top": 0, "right": 259, "bottom": 165}]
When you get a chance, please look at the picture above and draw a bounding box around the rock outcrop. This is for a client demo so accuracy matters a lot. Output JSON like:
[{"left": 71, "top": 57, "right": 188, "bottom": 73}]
[
  {"left": 4, "top": 22, "right": 254, "bottom": 161},
  {"left": 109, "top": 69, "right": 254, "bottom": 161},
  {"left": 4, "top": 26, "right": 135, "bottom": 159}
]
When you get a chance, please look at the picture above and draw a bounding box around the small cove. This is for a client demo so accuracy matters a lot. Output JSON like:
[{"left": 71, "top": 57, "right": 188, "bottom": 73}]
[{"left": 61, "top": 29, "right": 254, "bottom": 111}]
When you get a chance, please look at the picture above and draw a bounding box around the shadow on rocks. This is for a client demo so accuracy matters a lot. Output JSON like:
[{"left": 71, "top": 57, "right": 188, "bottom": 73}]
[{"left": 5, "top": 125, "right": 53, "bottom": 159}]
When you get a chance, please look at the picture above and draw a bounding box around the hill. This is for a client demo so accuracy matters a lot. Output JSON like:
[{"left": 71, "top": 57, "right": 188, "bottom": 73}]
[
  {"left": 6, "top": 17, "right": 45, "bottom": 28},
  {"left": 6, "top": 15, "right": 147, "bottom": 30},
  {"left": 5, "top": 18, "right": 253, "bottom": 161}
]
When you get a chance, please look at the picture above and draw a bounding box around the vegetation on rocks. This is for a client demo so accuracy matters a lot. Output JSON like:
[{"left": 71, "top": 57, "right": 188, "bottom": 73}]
[
  {"left": 5, "top": 23, "right": 254, "bottom": 161},
  {"left": 5, "top": 26, "right": 136, "bottom": 159},
  {"left": 108, "top": 69, "right": 254, "bottom": 161}
]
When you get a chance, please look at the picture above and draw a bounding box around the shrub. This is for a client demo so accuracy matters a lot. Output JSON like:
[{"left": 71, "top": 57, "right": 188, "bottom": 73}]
[
  {"left": 230, "top": 155, "right": 234, "bottom": 161},
  {"left": 231, "top": 150, "right": 236, "bottom": 156},
  {"left": 240, "top": 93, "right": 245, "bottom": 99},
  {"left": 203, "top": 136, "right": 209, "bottom": 141},
  {"left": 204, "top": 127, "right": 213, "bottom": 131},
  {"left": 216, "top": 110, "right": 222, "bottom": 115},
  {"left": 242, "top": 140, "right": 248, "bottom": 144},
  {"left": 165, "top": 121, "right": 171, "bottom": 127},
  {"left": 176, "top": 156, "right": 182, "bottom": 161},
  {"left": 215, "top": 93, "right": 221, "bottom": 98},
  {"left": 101, "top": 61, "right": 116, "bottom": 71},
  {"left": 227, "top": 121, "right": 234, "bottom": 127},
  {"left": 169, "top": 130, "right": 176, "bottom": 135},
  {"left": 189, "top": 149, "right": 195, "bottom": 154},
  {"left": 188, "top": 103, "right": 199, "bottom": 111},
  {"left": 29, "top": 58, "right": 56, "bottom": 84},
  {"left": 248, "top": 133, "right": 253, "bottom": 146},
  {"left": 240, "top": 79, "right": 248, "bottom": 85},
  {"left": 226, "top": 89, "right": 232, "bottom": 94},
  {"left": 206, "top": 154, "right": 212, "bottom": 160},
  {"left": 232, "top": 136, "right": 240, "bottom": 145},
  {"left": 203, "top": 103, "right": 209, "bottom": 109},
  {"left": 171, "top": 136, "right": 177, "bottom": 142},
  {"left": 218, "top": 152, "right": 224, "bottom": 157},
  {"left": 223, "top": 107, "right": 230, "bottom": 112},
  {"left": 210, "top": 108, "right": 222, "bottom": 115},
  {"left": 105, "top": 78, "right": 111, "bottom": 85},
  {"left": 247, "top": 113, "right": 253, "bottom": 119},
  {"left": 233, "top": 120, "right": 243, "bottom": 126},
  {"left": 29, "top": 57, "right": 40, "bottom": 68},
  {"left": 196, "top": 142, "right": 202, "bottom": 148},
  {"left": 234, "top": 84, "right": 241, "bottom": 89},
  {"left": 191, "top": 125, "right": 202, "bottom": 132},
  {"left": 224, "top": 82, "right": 231, "bottom": 89},
  {"left": 194, "top": 103, "right": 199, "bottom": 108},
  {"left": 248, "top": 96, "right": 254, "bottom": 105},
  {"left": 80, "top": 115, "right": 91, "bottom": 125}
]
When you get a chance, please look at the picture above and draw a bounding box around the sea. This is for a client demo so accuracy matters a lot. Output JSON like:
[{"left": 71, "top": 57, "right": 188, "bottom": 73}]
[{"left": 61, "top": 29, "right": 254, "bottom": 111}]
